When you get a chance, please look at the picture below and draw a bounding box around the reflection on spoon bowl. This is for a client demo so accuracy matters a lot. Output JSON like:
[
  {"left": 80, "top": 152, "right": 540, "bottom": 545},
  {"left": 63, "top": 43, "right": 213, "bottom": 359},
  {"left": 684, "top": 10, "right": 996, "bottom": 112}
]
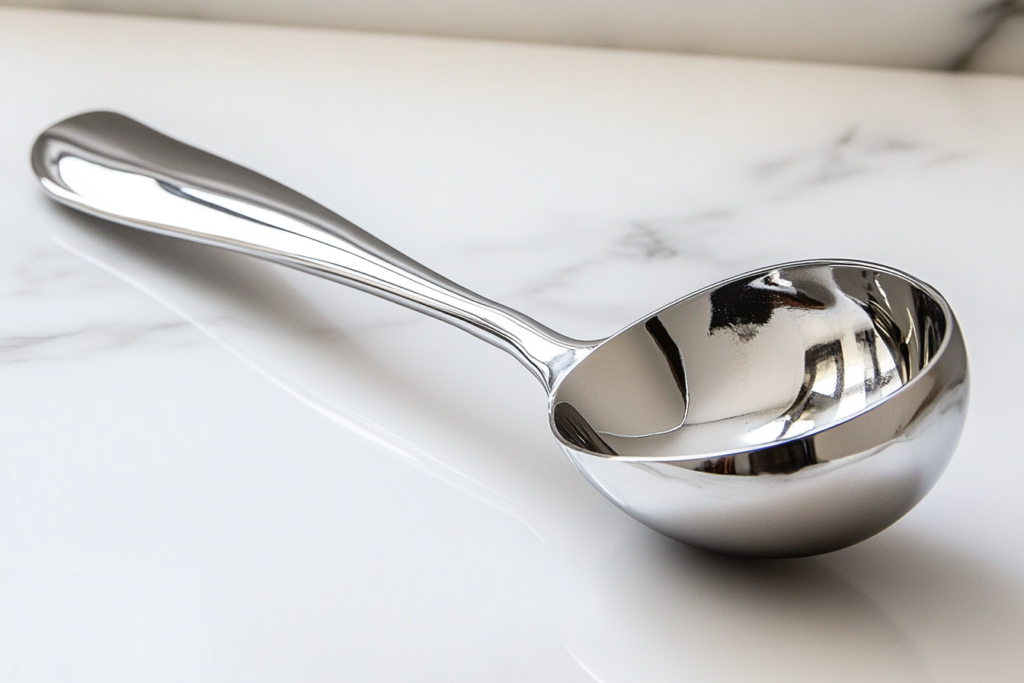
[{"left": 553, "top": 261, "right": 967, "bottom": 557}]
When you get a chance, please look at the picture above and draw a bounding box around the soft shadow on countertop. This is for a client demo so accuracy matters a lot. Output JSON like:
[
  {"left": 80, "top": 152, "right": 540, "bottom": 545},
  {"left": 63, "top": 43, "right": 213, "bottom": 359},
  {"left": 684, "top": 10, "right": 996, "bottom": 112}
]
[
  {"left": 560, "top": 526, "right": 1024, "bottom": 683},
  {"left": 822, "top": 530, "right": 1024, "bottom": 681},
  {"left": 561, "top": 529, "right": 927, "bottom": 683}
]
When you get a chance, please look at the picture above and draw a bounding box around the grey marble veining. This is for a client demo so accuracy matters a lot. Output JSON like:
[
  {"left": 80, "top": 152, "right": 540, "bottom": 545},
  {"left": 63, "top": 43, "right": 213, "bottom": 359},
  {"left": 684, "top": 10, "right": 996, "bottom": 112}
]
[
  {"left": 751, "top": 127, "right": 969, "bottom": 193},
  {"left": 492, "top": 125, "right": 972, "bottom": 334},
  {"left": 950, "top": 0, "right": 1024, "bottom": 69},
  {"left": 0, "top": 242, "right": 203, "bottom": 363}
]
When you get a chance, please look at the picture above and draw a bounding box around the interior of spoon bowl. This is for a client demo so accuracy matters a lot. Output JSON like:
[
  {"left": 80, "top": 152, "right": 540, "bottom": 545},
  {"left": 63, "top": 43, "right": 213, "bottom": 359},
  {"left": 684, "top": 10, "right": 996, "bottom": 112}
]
[{"left": 551, "top": 261, "right": 949, "bottom": 460}]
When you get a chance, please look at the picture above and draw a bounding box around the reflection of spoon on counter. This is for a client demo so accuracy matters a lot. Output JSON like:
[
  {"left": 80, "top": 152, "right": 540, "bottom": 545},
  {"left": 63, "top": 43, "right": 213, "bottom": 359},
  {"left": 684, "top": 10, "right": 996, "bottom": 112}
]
[{"left": 32, "top": 111, "right": 968, "bottom": 557}]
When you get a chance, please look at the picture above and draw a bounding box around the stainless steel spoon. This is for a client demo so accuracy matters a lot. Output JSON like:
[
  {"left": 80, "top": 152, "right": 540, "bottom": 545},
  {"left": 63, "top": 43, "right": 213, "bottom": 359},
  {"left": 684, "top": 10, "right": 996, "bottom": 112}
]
[{"left": 32, "top": 111, "right": 968, "bottom": 557}]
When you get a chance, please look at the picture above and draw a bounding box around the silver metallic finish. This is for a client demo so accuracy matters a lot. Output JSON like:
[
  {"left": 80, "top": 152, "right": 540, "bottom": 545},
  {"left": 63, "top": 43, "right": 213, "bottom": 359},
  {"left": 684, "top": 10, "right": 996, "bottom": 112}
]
[
  {"left": 32, "top": 112, "right": 969, "bottom": 557},
  {"left": 553, "top": 263, "right": 967, "bottom": 556}
]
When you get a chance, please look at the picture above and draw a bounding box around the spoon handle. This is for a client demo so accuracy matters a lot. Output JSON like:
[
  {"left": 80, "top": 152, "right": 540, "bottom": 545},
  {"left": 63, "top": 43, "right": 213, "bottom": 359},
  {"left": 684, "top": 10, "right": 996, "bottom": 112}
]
[{"left": 32, "top": 111, "right": 587, "bottom": 387}]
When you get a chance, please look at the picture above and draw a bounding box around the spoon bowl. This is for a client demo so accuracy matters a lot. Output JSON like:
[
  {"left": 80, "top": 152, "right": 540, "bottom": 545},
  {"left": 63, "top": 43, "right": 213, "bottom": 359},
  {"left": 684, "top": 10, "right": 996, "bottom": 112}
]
[
  {"left": 552, "top": 261, "right": 967, "bottom": 556},
  {"left": 32, "top": 111, "right": 968, "bottom": 557}
]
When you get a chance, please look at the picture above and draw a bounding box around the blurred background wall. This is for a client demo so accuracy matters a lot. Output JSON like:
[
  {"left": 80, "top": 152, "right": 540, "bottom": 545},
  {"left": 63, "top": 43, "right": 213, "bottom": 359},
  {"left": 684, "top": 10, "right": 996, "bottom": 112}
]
[{"left": 4, "top": 0, "right": 1023, "bottom": 74}]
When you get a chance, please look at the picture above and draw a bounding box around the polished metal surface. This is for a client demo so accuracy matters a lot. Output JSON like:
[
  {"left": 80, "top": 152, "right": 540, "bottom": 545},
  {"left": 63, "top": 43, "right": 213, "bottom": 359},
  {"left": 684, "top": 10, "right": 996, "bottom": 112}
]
[
  {"left": 32, "top": 111, "right": 969, "bottom": 557},
  {"left": 553, "top": 263, "right": 968, "bottom": 556}
]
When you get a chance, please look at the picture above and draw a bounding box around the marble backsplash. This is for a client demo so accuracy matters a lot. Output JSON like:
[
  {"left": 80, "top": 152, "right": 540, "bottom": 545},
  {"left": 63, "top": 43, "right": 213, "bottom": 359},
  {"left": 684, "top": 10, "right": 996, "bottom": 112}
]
[{"left": 4, "top": 0, "right": 1023, "bottom": 75}]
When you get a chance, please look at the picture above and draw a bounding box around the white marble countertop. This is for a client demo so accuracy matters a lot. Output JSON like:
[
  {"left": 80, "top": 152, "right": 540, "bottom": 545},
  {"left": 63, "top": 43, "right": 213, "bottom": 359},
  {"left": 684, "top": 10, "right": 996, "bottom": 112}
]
[{"left": 3, "top": 7, "right": 1024, "bottom": 682}]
